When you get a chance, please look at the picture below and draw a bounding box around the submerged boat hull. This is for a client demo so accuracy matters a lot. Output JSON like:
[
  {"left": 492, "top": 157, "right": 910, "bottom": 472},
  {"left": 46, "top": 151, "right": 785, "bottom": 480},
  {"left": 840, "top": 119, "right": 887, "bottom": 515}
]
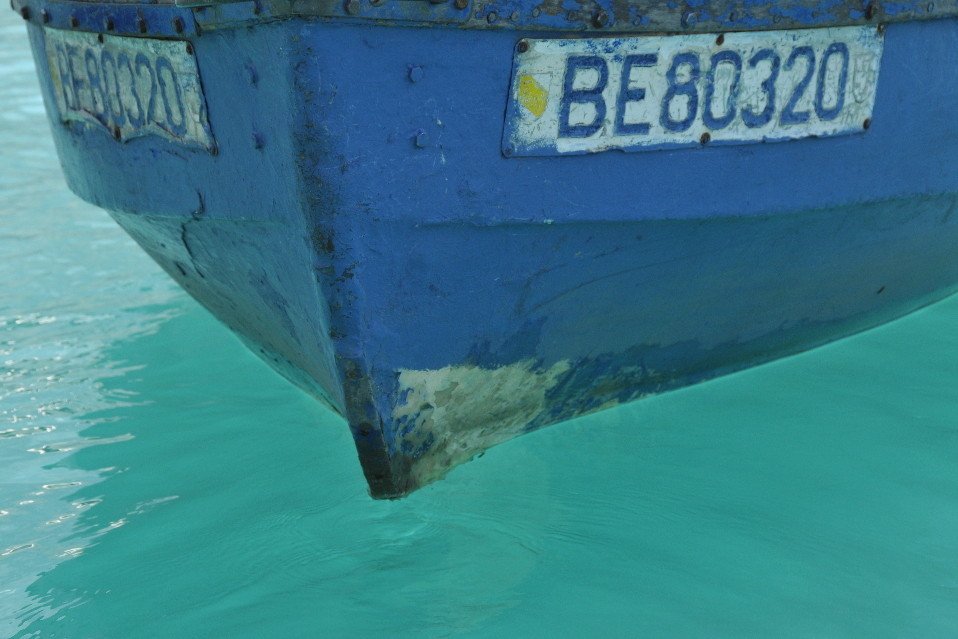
[{"left": 13, "top": 1, "right": 958, "bottom": 496}]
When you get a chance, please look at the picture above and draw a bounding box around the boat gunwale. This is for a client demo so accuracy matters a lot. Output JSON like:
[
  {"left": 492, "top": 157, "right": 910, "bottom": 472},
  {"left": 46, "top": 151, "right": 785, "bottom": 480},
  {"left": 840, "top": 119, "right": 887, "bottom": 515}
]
[{"left": 11, "top": 0, "right": 958, "bottom": 37}]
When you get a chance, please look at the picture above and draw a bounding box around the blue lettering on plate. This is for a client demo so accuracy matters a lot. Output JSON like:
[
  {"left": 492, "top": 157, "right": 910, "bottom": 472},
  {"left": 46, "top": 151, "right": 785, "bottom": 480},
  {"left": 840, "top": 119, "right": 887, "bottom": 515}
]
[
  {"left": 780, "top": 46, "right": 815, "bottom": 125},
  {"left": 815, "top": 43, "right": 850, "bottom": 121},
  {"left": 559, "top": 55, "right": 608, "bottom": 138},
  {"left": 703, "top": 50, "right": 742, "bottom": 131},
  {"left": 742, "top": 48, "right": 780, "bottom": 129},
  {"left": 660, "top": 52, "right": 701, "bottom": 133},
  {"left": 615, "top": 53, "right": 657, "bottom": 136}
]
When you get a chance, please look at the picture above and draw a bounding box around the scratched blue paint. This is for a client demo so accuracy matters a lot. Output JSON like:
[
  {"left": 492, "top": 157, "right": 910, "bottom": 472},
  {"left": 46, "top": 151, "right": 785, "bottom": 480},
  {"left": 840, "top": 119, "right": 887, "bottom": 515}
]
[{"left": 11, "top": 0, "right": 958, "bottom": 495}]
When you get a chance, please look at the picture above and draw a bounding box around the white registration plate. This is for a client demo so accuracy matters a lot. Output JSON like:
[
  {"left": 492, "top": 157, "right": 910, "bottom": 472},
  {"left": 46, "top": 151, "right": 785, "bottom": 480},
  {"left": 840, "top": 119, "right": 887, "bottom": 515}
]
[
  {"left": 44, "top": 28, "right": 213, "bottom": 151},
  {"left": 503, "top": 27, "right": 883, "bottom": 156}
]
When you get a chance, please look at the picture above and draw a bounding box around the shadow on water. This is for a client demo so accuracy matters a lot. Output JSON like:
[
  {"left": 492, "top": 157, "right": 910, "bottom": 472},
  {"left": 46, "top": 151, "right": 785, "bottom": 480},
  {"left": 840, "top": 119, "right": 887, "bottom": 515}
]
[{"left": 8, "top": 294, "right": 958, "bottom": 639}]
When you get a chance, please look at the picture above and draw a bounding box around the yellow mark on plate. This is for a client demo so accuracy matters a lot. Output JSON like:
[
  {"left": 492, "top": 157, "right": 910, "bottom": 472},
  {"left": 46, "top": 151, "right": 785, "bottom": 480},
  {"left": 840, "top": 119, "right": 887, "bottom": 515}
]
[{"left": 518, "top": 75, "right": 548, "bottom": 118}]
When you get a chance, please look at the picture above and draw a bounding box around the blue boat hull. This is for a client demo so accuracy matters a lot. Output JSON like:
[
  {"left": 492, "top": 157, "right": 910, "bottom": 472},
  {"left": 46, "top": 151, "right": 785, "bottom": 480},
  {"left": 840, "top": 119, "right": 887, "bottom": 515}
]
[{"left": 15, "top": 7, "right": 958, "bottom": 496}]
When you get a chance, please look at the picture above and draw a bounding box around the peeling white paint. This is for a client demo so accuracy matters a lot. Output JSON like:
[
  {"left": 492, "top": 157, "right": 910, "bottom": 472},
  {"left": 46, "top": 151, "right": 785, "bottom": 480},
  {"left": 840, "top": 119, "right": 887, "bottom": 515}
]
[{"left": 392, "top": 359, "right": 572, "bottom": 488}]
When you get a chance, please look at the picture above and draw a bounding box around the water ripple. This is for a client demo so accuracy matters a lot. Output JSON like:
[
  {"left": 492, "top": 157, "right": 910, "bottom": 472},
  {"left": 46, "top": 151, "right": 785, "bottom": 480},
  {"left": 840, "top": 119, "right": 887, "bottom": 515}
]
[{"left": 0, "top": 11, "right": 184, "bottom": 636}]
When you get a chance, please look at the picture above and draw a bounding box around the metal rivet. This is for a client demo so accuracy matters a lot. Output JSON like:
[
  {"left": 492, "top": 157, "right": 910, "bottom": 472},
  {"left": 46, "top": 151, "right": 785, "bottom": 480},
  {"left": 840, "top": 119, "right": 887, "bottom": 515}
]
[
  {"left": 104, "top": 16, "right": 114, "bottom": 30},
  {"left": 700, "top": 132, "right": 711, "bottom": 144},
  {"left": 715, "top": 33, "right": 725, "bottom": 45},
  {"left": 136, "top": 16, "right": 147, "bottom": 33},
  {"left": 408, "top": 65, "right": 423, "bottom": 82},
  {"left": 531, "top": 7, "right": 540, "bottom": 17},
  {"left": 503, "top": 145, "right": 514, "bottom": 156},
  {"left": 864, "top": 1, "right": 877, "bottom": 19},
  {"left": 429, "top": 0, "right": 446, "bottom": 5},
  {"left": 40, "top": 9, "right": 50, "bottom": 23},
  {"left": 172, "top": 16, "right": 184, "bottom": 33},
  {"left": 246, "top": 65, "right": 258, "bottom": 85},
  {"left": 510, "top": 10, "right": 519, "bottom": 20},
  {"left": 415, "top": 131, "right": 429, "bottom": 148},
  {"left": 927, "top": 1, "right": 934, "bottom": 10},
  {"left": 19, "top": 5, "right": 29, "bottom": 19},
  {"left": 728, "top": 10, "right": 737, "bottom": 21},
  {"left": 345, "top": 0, "right": 360, "bottom": 14},
  {"left": 69, "top": 14, "right": 78, "bottom": 27},
  {"left": 593, "top": 9, "right": 609, "bottom": 27},
  {"left": 97, "top": 33, "right": 104, "bottom": 43},
  {"left": 517, "top": 40, "right": 529, "bottom": 54},
  {"left": 454, "top": 0, "right": 467, "bottom": 8},
  {"left": 566, "top": 9, "right": 577, "bottom": 20},
  {"left": 681, "top": 10, "right": 697, "bottom": 28},
  {"left": 252, "top": 0, "right": 262, "bottom": 13},
  {"left": 252, "top": 132, "right": 265, "bottom": 149},
  {"left": 186, "top": 42, "right": 194, "bottom": 55},
  {"left": 486, "top": 11, "right": 498, "bottom": 23},
  {"left": 863, "top": 118, "right": 872, "bottom": 130}
]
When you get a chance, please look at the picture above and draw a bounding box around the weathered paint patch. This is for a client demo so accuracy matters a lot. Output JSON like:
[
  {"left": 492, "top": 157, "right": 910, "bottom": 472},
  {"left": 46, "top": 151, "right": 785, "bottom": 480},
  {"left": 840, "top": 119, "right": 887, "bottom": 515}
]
[
  {"left": 392, "top": 359, "right": 571, "bottom": 489},
  {"left": 517, "top": 74, "right": 549, "bottom": 118}
]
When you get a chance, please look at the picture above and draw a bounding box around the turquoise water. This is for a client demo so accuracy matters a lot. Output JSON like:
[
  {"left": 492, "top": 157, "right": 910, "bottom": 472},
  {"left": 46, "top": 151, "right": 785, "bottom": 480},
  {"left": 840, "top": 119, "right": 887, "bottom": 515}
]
[{"left": 3, "top": 14, "right": 958, "bottom": 638}]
